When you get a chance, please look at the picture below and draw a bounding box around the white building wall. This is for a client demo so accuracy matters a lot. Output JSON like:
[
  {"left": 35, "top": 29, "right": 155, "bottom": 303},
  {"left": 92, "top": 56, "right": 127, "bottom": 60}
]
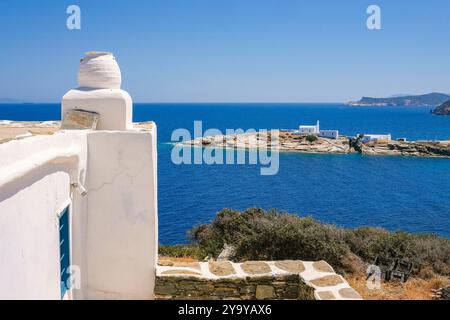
[
  {"left": 0, "top": 132, "right": 87, "bottom": 300},
  {"left": 0, "top": 172, "right": 70, "bottom": 300},
  {"left": 319, "top": 130, "right": 339, "bottom": 139},
  {"left": 84, "top": 128, "right": 158, "bottom": 300},
  {"left": 298, "top": 127, "right": 317, "bottom": 134},
  {"left": 299, "top": 121, "right": 320, "bottom": 135},
  {"left": 361, "top": 134, "right": 392, "bottom": 142}
]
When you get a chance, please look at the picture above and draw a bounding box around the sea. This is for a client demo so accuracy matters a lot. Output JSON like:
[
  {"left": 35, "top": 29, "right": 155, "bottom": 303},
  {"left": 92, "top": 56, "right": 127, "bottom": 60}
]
[{"left": 1, "top": 103, "right": 449, "bottom": 244}]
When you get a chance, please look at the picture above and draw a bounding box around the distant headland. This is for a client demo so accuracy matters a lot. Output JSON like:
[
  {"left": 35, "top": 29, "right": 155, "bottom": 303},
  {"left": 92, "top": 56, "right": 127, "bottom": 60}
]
[
  {"left": 0, "top": 98, "right": 29, "bottom": 104},
  {"left": 347, "top": 92, "right": 450, "bottom": 107},
  {"left": 433, "top": 100, "right": 450, "bottom": 115}
]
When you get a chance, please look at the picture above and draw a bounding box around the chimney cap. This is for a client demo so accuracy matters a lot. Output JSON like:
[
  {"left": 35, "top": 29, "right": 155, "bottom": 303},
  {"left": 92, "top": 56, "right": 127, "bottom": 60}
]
[
  {"left": 84, "top": 51, "right": 113, "bottom": 56},
  {"left": 78, "top": 51, "right": 121, "bottom": 89}
]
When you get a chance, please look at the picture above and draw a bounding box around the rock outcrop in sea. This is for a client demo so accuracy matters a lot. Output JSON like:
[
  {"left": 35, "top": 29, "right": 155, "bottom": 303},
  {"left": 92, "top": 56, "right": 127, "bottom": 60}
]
[
  {"left": 184, "top": 131, "right": 351, "bottom": 154},
  {"left": 183, "top": 130, "right": 450, "bottom": 158}
]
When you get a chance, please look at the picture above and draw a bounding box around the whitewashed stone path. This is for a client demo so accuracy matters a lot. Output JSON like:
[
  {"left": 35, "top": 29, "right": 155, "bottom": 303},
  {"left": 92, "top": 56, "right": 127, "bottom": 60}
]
[{"left": 156, "top": 260, "right": 362, "bottom": 300}]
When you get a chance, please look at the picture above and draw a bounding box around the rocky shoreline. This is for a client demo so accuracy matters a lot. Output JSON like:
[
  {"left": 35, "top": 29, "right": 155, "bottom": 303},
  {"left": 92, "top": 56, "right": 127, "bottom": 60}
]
[
  {"left": 182, "top": 130, "right": 450, "bottom": 158},
  {"left": 360, "top": 140, "right": 450, "bottom": 157}
]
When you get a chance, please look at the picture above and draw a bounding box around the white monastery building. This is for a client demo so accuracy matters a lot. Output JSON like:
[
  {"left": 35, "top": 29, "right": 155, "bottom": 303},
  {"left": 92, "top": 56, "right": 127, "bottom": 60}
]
[
  {"left": 360, "top": 134, "right": 392, "bottom": 142},
  {"left": 298, "top": 121, "right": 339, "bottom": 139},
  {"left": 0, "top": 52, "right": 158, "bottom": 300}
]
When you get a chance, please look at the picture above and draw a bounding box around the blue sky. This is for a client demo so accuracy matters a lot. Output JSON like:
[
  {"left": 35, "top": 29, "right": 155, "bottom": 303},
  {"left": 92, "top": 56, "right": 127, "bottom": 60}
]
[{"left": 0, "top": 0, "right": 450, "bottom": 102}]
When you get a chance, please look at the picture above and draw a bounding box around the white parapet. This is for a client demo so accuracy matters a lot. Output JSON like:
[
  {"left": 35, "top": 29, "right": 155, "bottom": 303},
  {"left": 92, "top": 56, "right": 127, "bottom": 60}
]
[{"left": 84, "top": 126, "right": 158, "bottom": 300}]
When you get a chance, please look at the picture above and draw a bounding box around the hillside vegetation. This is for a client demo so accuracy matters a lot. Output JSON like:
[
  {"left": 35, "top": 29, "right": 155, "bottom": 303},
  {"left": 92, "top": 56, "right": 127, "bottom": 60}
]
[{"left": 185, "top": 208, "right": 450, "bottom": 278}]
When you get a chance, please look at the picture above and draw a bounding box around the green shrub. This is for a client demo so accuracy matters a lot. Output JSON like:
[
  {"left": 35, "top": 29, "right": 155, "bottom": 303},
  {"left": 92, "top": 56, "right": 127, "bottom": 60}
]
[
  {"left": 306, "top": 135, "right": 318, "bottom": 142},
  {"left": 190, "top": 208, "right": 349, "bottom": 268},
  {"left": 190, "top": 208, "right": 450, "bottom": 277}
]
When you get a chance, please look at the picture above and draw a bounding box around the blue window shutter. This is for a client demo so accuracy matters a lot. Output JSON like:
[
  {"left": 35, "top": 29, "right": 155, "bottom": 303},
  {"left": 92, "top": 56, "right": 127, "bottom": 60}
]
[{"left": 59, "top": 207, "right": 71, "bottom": 298}]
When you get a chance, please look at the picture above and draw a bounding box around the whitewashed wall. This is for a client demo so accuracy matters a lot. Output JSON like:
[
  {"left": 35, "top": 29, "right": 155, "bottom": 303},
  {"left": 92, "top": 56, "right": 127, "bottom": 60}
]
[
  {"left": 0, "top": 133, "right": 87, "bottom": 300},
  {"left": 319, "top": 130, "right": 339, "bottom": 139},
  {"left": 0, "top": 126, "right": 158, "bottom": 300},
  {"left": 0, "top": 172, "right": 70, "bottom": 299},
  {"left": 84, "top": 128, "right": 158, "bottom": 300}
]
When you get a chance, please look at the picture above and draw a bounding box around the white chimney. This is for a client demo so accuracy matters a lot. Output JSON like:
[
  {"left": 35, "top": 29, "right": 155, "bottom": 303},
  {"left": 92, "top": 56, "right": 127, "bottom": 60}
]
[
  {"left": 78, "top": 52, "right": 122, "bottom": 89},
  {"left": 62, "top": 52, "right": 132, "bottom": 131}
]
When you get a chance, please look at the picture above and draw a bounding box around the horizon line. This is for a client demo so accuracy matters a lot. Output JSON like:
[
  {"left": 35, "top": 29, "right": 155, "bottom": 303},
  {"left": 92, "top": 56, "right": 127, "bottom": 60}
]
[{"left": 0, "top": 101, "right": 348, "bottom": 105}]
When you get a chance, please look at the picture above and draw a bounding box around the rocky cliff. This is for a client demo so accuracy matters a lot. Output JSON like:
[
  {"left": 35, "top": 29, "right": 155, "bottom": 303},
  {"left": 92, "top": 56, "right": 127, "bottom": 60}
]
[
  {"left": 361, "top": 140, "right": 450, "bottom": 157},
  {"left": 433, "top": 100, "right": 450, "bottom": 115}
]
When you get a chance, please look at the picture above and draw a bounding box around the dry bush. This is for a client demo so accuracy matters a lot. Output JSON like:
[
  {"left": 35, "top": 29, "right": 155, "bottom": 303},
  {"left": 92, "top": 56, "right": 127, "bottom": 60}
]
[{"left": 190, "top": 208, "right": 450, "bottom": 277}]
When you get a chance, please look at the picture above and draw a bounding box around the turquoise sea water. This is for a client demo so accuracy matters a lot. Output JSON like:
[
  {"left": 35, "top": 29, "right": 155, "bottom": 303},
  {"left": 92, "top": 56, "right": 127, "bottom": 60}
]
[{"left": 1, "top": 103, "right": 450, "bottom": 243}]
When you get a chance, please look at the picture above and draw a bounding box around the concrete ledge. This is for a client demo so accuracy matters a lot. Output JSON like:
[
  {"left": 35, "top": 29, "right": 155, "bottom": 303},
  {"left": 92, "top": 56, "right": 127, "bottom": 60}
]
[{"left": 0, "top": 121, "right": 155, "bottom": 145}]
